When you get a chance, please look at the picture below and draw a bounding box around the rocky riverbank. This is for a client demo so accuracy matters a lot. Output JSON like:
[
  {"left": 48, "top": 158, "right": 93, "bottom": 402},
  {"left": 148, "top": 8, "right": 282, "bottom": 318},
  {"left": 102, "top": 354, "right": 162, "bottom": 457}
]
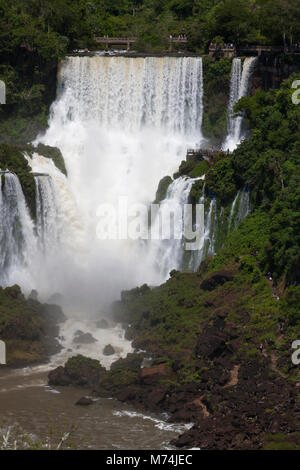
[
  {"left": 48, "top": 259, "right": 300, "bottom": 450},
  {"left": 0, "top": 284, "right": 65, "bottom": 367}
]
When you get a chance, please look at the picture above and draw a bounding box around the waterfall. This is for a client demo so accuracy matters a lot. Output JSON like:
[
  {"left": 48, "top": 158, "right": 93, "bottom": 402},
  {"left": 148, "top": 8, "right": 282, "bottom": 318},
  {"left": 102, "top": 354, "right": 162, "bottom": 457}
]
[
  {"left": 231, "top": 187, "right": 251, "bottom": 229},
  {"left": 224, "top": 57, "right": 257, "bottom": 151},
  {"left": 228, "top": 191, "right": 240, "bottom": 233},
  {"left": 190, "top": 187, "right": 251, "bottom": 271},
  {"left": 56, "top": 56, "right": 204, "bottom": 135},
  {"left": 33, "top": 56, "right": 205, "bottom": 310},
  {"left": 189, "top": 196, "right": 217, "bottom": 270},
  {"left": 35, "top": 175, "right": 59, "bottom": 252},
  {"left": 0, "top": 172, "right": 37, "bottom": 286},
  {"left": 148, "top": 176, "right": 203, "bottom": 278}
]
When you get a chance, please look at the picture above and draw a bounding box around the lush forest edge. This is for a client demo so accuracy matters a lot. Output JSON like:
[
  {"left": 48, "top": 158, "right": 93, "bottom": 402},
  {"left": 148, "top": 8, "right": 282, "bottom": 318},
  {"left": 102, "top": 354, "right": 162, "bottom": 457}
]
[
  {"left": 0, "top": 0, "right": 300, "bottom": 450},
  {"left": 1, "top": 0, "right": 300, "bottom": 142}
]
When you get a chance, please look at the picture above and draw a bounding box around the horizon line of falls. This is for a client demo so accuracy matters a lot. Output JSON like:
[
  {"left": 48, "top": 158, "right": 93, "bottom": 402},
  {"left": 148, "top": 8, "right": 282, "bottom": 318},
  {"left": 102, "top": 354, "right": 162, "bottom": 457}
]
[
  {"left": 224, "top": 57, "right": 257, "bottom": 151},
  {"left": 31, "top": 56, "right": 205, "bottom": 312}
]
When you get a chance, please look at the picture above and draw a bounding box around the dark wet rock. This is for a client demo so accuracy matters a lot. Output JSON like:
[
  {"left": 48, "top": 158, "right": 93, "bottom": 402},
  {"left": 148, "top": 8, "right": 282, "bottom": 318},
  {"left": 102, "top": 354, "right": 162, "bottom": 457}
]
[
  {"left": 28, "top": 289, "right": 38, "bottom": 301},
  {"left": 41, "top": 303, "right": 66, "bottom": 324},
  {"left": 195, "top": 328, "right": 230, "bottom": 360},
  {"left": 35, "top": 143, "right": 67, "bottom": 176},
  {"left": 48, "top": 366, "right": 72, "bottom": 386},
  {"left": 110, "top": 353, "right": 144, "bottom": 371},
  {"left": 45, "top": 262, "right": 299, "bottom": 450},
  {"left": 39, "top": 304, "right": 66, "bottom": 357},
  {"left": 73, "top": 331, "right": 97, "bottom": 344},
  {"left": 120, "top": 284, "right": 150, "bottom": 303},
  {"left": 75, "top": 396, "right": 94, "bottom": 406},
  {"left": 4, "top": 284, "right": 22, "bottom": 299},
  {"left": 154, "top": 175, "right": 173, "bottom": 203},
  {"left": 47, "top": 293, "right": 64, "bottom": 305},
  {"left": 103, "top": 344, "right": 115, "bottom": 356},
  {"left": 140, "top": 363, "right": 170, "bottom": 385},
  {"left": 0, "top": 282, "right": 66, "bottom": 366},
  {"left": 200, "top": 269, "right": 235, "bottom": 291},
  {"left": 96, "top": 318, "right": 109, "bottom": 329},
  {"left": 115, "top": 387, "right": 139, "bottom": 402},
  {"left": 48, "top": 355, "right": 106, "bottom": 388}
]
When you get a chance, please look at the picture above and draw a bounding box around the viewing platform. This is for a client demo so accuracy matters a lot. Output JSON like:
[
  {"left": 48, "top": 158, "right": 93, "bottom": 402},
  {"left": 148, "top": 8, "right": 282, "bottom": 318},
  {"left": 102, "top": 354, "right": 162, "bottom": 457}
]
[
  {"left": 94, "top": 37, "right": 137, "bottom": 51},
  {"left": 93, "top": 36, "right": 188, "bottom": 52},
  {"left": 209, "top": 44, "right": 299, "bottom": 57},
  {"left": 168, "top": 36, "right": 188, "bottom": 52},
  {"left": 186, "top": 148, "right": 231, "bottom": 162},
  {"left": 209, "top": 44, "right": 236, "bottom": 58}
]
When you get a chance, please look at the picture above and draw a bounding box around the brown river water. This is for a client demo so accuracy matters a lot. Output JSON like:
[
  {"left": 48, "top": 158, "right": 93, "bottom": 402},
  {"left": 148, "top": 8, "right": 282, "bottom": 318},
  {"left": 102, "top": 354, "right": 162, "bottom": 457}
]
[{"left": 0, "top": 318, "right": 192, "bottom": 450}]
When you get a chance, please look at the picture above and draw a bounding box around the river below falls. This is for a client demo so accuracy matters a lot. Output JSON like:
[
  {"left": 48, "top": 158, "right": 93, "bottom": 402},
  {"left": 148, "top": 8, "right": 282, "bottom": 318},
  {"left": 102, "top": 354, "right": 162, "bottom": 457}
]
[{"left": 0, "top": 366, "right": 193, "bottom": 450}]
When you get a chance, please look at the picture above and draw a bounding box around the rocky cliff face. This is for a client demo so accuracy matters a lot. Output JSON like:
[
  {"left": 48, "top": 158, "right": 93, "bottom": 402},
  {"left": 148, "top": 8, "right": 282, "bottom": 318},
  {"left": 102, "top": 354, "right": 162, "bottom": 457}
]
[
  {"left": 251, "top": 54, "right": 300, "bottom": 91},
  {"left": 48, "top": 259, "right": 300, "bottom": 450}
]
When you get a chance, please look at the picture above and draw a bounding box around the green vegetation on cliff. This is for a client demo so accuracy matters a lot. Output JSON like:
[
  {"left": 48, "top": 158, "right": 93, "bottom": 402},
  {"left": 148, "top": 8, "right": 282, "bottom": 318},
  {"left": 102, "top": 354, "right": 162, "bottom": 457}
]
[
  {"left": 0, "top": 142, "right": 67, "bottom": 216},
  {"left": 175, "top": 75, "right": 300, "bottom": 287},
  {"left": 0, "top": 285, "right": 65, "bottom": 366},
  {"left": 0, "top": 143, "right": 36, "bottom": 215},
  {"left": 202, "top": 57, "right": 232, "bottom": 144},
  {"left": 1, "top": 0, "right": 300, "bottom": 143}
]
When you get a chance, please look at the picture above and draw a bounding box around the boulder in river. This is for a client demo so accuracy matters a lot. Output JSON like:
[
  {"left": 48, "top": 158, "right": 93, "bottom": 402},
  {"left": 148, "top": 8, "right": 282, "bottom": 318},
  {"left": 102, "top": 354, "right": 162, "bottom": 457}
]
[
  {"left": 103, "top": 344, "right": 115, "bottom": 356},
  {"left": 96, "top": 318, "right": 109, "bottom": 329},
  {"left": 75, "top": 396, "right": 94, "bottom": 406},
  {"left": 28, "top": 289, "right": 38, "bottom": 301},
  {"left": 49, "top": 355, "right": 106, "bottom": 388},
  {"left": 73, "top": 331, "right": 97, "bottom": 344}
]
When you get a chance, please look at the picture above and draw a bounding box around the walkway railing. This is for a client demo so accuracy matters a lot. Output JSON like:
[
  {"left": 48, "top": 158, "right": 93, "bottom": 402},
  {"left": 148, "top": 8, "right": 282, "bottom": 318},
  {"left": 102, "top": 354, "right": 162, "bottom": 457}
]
[{"left": 94, "top": 37, "right": 137, "bottom": 51}]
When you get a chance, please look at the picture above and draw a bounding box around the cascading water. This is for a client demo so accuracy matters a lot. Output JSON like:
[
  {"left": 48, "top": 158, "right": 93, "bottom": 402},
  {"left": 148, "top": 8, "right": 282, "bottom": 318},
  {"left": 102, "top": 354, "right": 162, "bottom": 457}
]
[
  {"left": 224, "top": 57, "right": 257, "bottom": 151},
  {"left": 33, "top": 56, "right": 205, "bottom": 310},
  {"left": 35, "top": 175, "right": 59, "bottom": 252},
  {"left": 189, "top": 196, "right": 217, "bottom": 271},
  {"left": 0, "top": 172, "right": 37, "bottom": 287},
  {"left": 148, "top": 176, "right": 203, "bottom": 279},
  {"left": 56, "top": 56, "right": 204, "bottom": 135},
  {"left": 189, "top": 186, "right": 251, "bottom": 271},
  {"left": 1, "top": 56, "right": 253, "bottom": 310},
  {"left": 229, "top": 187, "right": 251, "bottom": 229}
]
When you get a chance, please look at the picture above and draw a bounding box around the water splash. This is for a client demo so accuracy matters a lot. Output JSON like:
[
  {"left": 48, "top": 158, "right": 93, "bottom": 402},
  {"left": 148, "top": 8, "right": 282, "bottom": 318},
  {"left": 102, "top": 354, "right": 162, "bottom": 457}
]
[
  {"left": 33, "top": 56, "right": 205, "bottom": 309},
  {"left": 148, "top": 176, "right": 203, "bottom": 280}
]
